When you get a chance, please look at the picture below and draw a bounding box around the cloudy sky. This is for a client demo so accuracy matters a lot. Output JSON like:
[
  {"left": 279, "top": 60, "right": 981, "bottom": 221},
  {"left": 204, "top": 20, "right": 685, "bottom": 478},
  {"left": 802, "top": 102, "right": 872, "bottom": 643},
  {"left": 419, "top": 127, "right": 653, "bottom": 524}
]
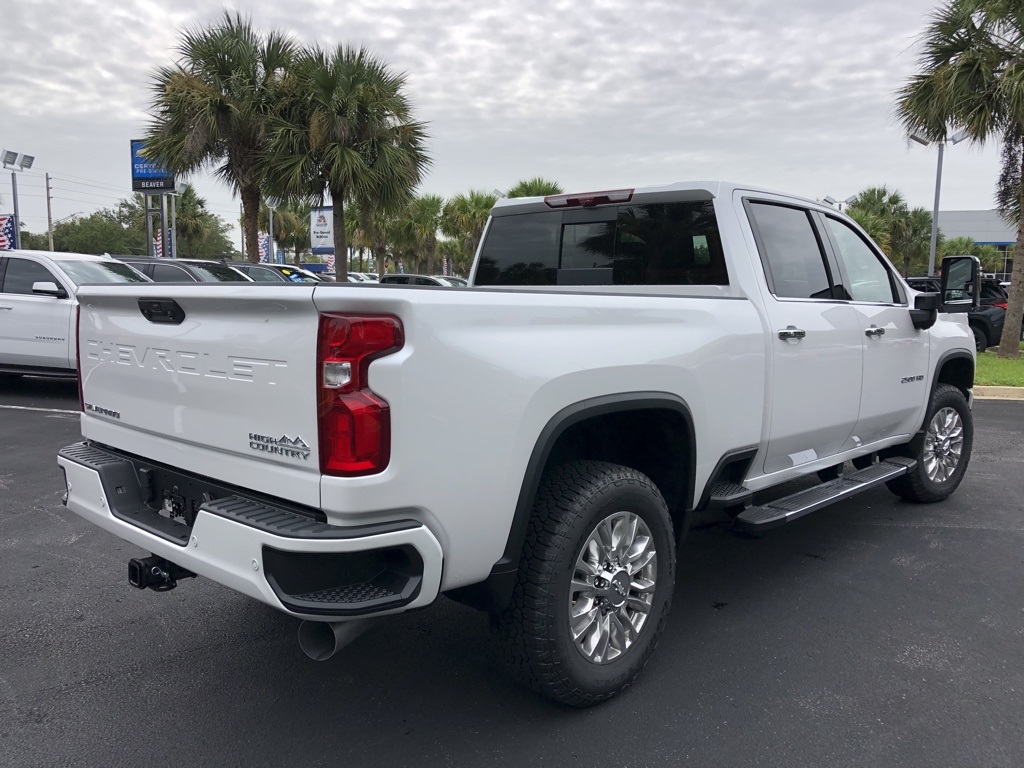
[{"left": 2, "top": 0, "right": 1003, "bottom": 248}]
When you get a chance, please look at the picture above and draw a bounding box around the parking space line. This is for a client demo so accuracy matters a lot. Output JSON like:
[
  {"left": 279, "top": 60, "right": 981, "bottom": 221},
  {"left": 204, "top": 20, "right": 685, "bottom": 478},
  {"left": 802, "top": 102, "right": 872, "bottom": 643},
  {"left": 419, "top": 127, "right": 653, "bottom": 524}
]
[{"left": 0, "top": 405, "right": 80, "bottom": 415}]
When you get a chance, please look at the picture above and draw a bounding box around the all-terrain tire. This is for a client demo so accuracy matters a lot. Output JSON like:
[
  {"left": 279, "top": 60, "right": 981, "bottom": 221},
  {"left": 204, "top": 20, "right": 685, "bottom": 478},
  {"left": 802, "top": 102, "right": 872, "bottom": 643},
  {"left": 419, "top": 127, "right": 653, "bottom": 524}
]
[
  {"left": 886, "top": 384, "right": 973, "bottom": 503},
  {"left": 490, "top": 460, "right": 676, "bottom": 707}
]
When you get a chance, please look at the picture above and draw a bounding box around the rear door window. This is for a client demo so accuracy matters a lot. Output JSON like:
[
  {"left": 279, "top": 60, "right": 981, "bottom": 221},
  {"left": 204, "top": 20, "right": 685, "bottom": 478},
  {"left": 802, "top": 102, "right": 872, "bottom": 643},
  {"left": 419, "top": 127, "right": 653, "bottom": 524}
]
[
  {"left": 151, "top": 264, "right": 196, "bottom": 282},
  {"left": 746, "top": 202, "right": 833, "bottom": 300}
]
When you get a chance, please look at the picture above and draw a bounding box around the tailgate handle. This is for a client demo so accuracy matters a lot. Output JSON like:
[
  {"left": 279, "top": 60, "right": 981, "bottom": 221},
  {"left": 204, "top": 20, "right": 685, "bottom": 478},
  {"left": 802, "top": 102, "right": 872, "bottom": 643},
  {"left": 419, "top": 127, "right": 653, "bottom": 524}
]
[{"left": 138, "top": 298, "right": 185, "bottom": 325}]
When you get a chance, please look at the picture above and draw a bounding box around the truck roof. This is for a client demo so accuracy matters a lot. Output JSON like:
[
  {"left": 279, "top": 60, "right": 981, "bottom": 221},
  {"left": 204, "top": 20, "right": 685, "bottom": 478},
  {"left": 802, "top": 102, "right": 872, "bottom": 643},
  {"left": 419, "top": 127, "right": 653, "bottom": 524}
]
[{"left": 490, "top": 181, "right": 816, "bottom": 216}]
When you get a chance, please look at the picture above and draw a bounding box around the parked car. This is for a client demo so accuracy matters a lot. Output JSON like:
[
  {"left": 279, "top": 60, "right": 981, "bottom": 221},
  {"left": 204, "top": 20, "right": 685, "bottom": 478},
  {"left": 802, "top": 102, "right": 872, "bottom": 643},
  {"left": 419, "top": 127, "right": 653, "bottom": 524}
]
[
  {"left": 116, "top": 257, "right": 253, "bottom": 283},
  {"left": 435, "top": 275, "right": 468, "bottom": 286},
  {"left": 379, "top": 273, "right": 457, "bottom": 286},
  {"left": 907, "top": 276, "right": 1008, "bottom": 351},
  {"left": 220, "top": 261, "right": 323, "bottom": 283},
  {"left": 0, "top": 250, "right": 149, "bottom": 378}
]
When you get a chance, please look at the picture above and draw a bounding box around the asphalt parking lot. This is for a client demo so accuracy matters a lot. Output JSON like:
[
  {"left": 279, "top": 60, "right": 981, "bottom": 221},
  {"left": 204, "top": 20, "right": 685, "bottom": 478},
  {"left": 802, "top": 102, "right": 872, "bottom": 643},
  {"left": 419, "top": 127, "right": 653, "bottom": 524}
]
[{"left": 2, "top": 378, "right": 1023, "bottom": 767}]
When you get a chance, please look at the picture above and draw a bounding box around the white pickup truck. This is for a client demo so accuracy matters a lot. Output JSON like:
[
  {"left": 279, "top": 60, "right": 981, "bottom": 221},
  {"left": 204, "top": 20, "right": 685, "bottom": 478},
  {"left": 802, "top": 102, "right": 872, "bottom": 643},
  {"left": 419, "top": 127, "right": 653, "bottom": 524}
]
[{"left": 59, "top": 181, "right": 980, "bottom": 706}]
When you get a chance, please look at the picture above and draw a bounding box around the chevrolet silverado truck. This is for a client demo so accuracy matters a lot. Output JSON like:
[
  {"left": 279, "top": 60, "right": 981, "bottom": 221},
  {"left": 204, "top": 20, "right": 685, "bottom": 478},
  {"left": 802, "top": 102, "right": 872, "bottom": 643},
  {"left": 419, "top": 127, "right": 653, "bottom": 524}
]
[{"left": 58, "top": 182, "right": 980, "bottom": 707}]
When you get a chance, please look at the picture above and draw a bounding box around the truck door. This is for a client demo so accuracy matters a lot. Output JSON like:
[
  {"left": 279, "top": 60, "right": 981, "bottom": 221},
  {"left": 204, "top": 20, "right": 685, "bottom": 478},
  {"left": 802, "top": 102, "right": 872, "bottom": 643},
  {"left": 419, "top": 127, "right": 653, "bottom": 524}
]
[
  {"left": 745, "top": 201, "right": 864, "bottom": 475},
  {"left": 819, "top": 214, "right": 930, "bottom": 443}
]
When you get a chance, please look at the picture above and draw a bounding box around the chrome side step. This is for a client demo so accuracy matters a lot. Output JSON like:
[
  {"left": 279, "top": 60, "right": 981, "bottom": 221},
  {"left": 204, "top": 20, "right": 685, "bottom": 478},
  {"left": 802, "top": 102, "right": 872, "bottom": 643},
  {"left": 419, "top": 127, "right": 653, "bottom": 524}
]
[{"left": 734, "top": 457, "right": 916, "bottom": 532}]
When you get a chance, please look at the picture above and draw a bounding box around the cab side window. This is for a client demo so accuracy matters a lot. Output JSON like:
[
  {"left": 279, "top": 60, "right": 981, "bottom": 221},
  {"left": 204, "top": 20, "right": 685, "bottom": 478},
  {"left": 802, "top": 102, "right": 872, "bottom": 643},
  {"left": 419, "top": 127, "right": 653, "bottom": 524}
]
[
  {"left": 824, "top": 217, "right": 898, "bottom": 303},
  {"left": 2, "top": 258, "right": 61, "bottom": 295},
  {"left": 747, "top": 202, "right": 833, "bottom": 300}
]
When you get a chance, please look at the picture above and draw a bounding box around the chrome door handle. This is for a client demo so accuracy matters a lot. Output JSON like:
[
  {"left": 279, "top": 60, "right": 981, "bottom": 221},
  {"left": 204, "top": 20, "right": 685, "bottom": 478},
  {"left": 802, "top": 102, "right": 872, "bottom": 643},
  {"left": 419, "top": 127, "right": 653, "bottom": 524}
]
[
  {"left": 778, "top": 326, "right": 806, "bottom": 341},
  {"left": 865, "top": 325, "right": 885, "bottom": 338},
  {"left": 0, "top": 305, "right": 12, "bottom": 311}
]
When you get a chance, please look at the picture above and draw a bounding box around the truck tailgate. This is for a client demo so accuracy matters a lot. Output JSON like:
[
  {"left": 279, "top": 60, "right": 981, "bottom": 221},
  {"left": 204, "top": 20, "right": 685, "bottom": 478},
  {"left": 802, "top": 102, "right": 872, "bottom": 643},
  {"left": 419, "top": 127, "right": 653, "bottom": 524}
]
[{"left": 76, "top": 283, "right": 322, "bottom": 507}]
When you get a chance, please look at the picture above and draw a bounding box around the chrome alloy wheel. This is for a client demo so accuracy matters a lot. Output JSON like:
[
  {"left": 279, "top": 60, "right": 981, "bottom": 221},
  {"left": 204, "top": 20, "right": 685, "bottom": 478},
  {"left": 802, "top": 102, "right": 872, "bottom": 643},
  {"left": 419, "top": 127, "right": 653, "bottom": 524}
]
[
  {"left": 924, "top": 406, "right": 965, "bottom": 483},
  {"left": 569, "top": 511, "right": 657, "bottom": 664}
]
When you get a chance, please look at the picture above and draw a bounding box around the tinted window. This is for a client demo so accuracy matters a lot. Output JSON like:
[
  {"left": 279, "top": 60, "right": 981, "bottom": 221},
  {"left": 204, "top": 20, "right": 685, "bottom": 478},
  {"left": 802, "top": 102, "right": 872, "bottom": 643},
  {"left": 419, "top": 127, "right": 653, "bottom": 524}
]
[
  {"left": 57, "top": 260, "right": 148, "bottom": 285},
  {"left": 276, "top": 267, "right": 319, "bottom": 283},
  {"left": 151, "top": 264, "right": 196, "bottom": 282},
  {"left": 246, "top": 267, "right": 286, "bottom": 282},
  {"left": 181, "top": 262, "right": 251, "bottom": 282},
  {"left": 748, "top": 203, "right": 832, "bottom": 300},
  {"left": 2, "top": 258, "right": 62, "bottom": 295},
  {"left": 382, "top": 275, "right": 410, "bottom": 284},
  {"left": 475, "top": 201, "right": 728, "bottom": 286},
  {"left": 824, "top": 217, "right": 897, "bottom": 303}
]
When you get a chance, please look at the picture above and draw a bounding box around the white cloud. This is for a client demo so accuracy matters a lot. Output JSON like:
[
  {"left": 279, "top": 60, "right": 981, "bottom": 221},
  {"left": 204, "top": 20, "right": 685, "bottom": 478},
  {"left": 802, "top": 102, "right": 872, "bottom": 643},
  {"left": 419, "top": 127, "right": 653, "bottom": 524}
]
[{"left": 0, "top": 0, "right": 1002, "bottom": 245}]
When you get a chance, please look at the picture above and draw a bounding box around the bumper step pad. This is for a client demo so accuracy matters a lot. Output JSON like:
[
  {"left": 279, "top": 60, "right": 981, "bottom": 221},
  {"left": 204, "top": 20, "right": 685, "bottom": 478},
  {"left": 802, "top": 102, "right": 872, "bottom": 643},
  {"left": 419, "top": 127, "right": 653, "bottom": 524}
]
[{"left": 735, "top": 457, "right": 916, "bottom": 532}]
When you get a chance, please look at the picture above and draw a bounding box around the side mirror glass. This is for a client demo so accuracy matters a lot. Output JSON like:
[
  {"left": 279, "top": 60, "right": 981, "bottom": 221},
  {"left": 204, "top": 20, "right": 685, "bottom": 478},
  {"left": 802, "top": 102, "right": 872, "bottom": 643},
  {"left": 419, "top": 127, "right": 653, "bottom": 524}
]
[
  {"left": 32, "top": 281, "right": 68, "bottom": 299},
  {"left": 940, "top": 255, "right": 981, "bottom": 313}
]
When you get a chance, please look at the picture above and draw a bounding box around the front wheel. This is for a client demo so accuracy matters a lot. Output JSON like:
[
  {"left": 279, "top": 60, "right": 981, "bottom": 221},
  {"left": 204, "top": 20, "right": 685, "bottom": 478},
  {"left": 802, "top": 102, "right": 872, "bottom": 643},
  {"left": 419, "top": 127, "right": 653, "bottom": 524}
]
[
  {"left": 886, "top": 384, "right": 973, "bottom": 503},
  {"left": 971, "top": 325, "right": 987, "bottom": 354},
  {"left": 490, "top": 460, "right": 676, "bottom": 707}
]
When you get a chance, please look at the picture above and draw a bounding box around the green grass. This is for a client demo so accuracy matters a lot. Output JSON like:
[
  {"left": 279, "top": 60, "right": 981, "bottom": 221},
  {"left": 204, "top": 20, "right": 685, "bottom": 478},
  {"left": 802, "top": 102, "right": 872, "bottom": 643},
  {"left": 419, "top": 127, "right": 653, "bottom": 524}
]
[{"left": 975, "top": 342, "right": 1024, "bottom": 386}]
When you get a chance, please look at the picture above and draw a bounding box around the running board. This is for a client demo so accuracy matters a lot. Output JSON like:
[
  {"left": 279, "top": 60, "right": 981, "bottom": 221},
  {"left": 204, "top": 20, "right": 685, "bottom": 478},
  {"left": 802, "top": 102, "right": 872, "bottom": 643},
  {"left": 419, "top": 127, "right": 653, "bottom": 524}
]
[{"left": 734, "top": 457, "right": 917, "bottom": 532}]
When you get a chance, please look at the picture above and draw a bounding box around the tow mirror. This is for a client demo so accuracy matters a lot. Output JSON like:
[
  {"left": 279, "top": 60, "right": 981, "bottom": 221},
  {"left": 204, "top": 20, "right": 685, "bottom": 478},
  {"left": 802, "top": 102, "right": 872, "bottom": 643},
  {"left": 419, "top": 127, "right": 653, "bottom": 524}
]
[
  {"left": 32, "top": 281, "right": 69, "bottom": 299},
  {"left": 939, "top": 255, "right": 981, "bottom": 313}
]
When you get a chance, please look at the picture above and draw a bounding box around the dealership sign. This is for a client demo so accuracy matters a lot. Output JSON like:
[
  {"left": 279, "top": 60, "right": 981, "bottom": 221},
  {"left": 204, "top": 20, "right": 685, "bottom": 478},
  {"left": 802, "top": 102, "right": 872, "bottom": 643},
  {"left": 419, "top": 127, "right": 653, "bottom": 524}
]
[
  {"left": 311, "top": 207, "right": 334, "bottom": 254},
  {"left": 130, "top": 140, "right": 175, "bottom": 192}
]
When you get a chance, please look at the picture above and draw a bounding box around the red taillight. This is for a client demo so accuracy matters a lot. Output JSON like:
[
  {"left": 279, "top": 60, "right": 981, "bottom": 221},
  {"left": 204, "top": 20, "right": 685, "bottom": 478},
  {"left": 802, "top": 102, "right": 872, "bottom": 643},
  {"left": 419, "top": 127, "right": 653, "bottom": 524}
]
[
  {"left": 544, "top": 188, "right": 634, "bottom": 208},
  {"left": 317, "top": 314, "right": 403, "bottom": 476},
  {"left": 994, "top": 301, "right": 1008, "bottom": 310},
  {"left": 76, "top": 303, "right": 84, "bottom": 411}
]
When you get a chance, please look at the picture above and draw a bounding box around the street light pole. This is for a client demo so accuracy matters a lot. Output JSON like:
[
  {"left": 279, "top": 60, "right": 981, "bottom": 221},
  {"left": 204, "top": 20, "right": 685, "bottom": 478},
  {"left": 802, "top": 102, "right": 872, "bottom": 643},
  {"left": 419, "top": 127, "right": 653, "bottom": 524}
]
[
  {"left": 2, "top": 150, "right": 34, "bottom": 250},
  {"left": 911, "top": 130, "right": 968, "bottom": 276},
  {"left": 11, "top": 172, "right": 20, "bottom": 250},
  {"left": 928, "top": 141, "right": 945, "bottom": 277}
]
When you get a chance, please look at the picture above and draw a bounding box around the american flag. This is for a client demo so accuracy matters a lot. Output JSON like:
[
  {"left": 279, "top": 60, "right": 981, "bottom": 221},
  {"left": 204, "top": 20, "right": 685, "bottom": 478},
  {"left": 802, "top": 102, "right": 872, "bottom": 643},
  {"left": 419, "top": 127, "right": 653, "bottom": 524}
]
[
  {"left": 258, "top": 233, "right": 270, "bottom": 263},
  {"left": 153, "top": 234, "right": 162, "bottom": 258},
  {"left": 0, "top": 215, "right": 15, "bottom": 250}
]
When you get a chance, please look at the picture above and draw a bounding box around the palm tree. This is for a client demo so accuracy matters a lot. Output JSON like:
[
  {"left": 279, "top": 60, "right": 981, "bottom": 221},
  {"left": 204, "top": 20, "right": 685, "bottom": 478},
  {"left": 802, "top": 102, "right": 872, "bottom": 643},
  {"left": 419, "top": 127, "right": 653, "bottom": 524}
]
[
  {"left": 891, "top": 207, "right": 934, "bottom": 277},
  {"left": 441, "top": 190, "right": 498, "bottom": 266},
  {"left": 940, "top": 236, "right": 980, "bottom": 258},
  {"left": 266, "top": 44, "right": 430, "bottom": 280},
  {"left": 507, "top": 177, "right": 563, "bottom": 197},
  {"left": 398, "top": 194, "right": 444, "bottom": 273},
  {"left": 895, "top": 0, "right": 1024, "bottom": 358},
  {"left": 144, "top": 12, "right": 296, "bottom": 262}
]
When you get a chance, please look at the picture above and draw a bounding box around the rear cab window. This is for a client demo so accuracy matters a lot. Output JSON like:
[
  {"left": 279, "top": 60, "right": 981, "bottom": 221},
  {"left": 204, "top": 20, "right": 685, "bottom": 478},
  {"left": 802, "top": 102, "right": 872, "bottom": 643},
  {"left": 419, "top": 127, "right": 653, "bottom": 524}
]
[{"left": 474, "top": 199, "right": 729, "bottom": 287}]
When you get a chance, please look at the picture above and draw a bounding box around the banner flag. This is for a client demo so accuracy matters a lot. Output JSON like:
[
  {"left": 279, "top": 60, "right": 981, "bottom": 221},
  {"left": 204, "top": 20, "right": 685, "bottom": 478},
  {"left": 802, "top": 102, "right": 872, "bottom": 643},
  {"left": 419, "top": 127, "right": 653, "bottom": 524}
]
[
  {"left": 0, "top": 215, "right": 15, "bottom": 250},
  {"left": 311, "top": 208, "right": 334, "bottom": 254}
]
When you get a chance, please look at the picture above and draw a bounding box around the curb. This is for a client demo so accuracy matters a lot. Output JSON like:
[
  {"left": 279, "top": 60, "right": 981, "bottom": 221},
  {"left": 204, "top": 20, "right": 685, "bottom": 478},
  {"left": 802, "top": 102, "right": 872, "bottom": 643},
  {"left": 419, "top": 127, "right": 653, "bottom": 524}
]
[{"left": 974, "top": 386, "right": 1024, "bottom": 401}]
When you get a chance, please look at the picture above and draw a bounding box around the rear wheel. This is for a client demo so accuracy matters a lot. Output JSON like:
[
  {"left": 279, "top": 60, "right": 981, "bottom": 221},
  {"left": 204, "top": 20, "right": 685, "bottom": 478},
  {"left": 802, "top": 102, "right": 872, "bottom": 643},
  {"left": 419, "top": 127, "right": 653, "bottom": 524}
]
[
  {"left": 886, "top": 384, "right": 973, "bottom": 503},
  {"left": 490, "top": 460, "right": 675, "bottom": 707}
]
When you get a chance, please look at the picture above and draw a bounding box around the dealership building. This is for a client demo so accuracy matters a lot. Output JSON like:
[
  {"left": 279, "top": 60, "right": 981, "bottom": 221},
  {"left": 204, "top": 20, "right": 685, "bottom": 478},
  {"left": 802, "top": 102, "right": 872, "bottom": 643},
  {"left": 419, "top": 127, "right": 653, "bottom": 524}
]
[{"left": 938, "top": 209, "right": 1015, "bottom": 279}]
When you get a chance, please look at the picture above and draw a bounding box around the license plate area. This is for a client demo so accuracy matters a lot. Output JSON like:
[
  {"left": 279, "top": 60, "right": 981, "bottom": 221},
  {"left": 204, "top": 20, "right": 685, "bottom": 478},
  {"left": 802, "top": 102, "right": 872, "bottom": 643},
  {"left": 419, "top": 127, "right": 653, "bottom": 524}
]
[{"left": 59, "top": 441, "right": 327, "bottom": 547}]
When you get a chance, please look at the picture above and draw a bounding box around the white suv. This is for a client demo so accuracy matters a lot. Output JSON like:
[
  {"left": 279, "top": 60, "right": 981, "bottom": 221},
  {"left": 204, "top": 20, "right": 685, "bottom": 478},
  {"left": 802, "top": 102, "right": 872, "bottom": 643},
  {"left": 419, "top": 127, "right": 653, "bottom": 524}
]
[{"left": 0, "top": 250, "right": 148, "bottom": 378}]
